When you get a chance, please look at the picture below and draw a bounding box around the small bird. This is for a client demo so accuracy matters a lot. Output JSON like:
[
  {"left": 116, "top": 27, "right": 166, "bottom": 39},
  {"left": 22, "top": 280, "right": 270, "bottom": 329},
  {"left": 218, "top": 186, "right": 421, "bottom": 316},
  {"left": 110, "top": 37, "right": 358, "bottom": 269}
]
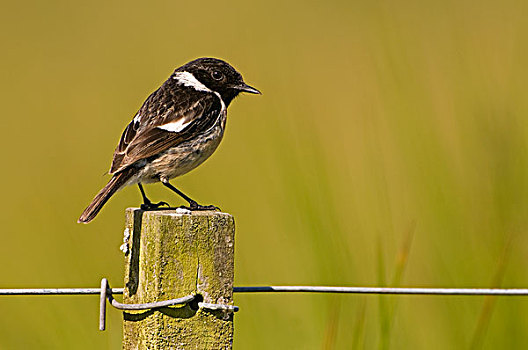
[{"left": 78, "top": 57, "right": 260, "bottom": 223}]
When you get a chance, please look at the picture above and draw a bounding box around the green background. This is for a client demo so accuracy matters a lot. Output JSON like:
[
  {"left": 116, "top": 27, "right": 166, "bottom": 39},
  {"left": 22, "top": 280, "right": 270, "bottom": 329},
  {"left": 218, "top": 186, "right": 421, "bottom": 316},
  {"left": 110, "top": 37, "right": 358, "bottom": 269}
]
[{"left": 1, "top": 0, "right": 527, "bottom": 348}]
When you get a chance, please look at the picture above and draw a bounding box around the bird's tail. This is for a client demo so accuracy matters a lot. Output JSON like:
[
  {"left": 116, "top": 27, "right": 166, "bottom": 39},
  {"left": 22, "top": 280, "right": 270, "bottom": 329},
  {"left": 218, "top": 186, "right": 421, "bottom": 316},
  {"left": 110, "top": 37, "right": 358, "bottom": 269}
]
[{"left": 78, "top": 168, "right": 135, "bottom": 223}]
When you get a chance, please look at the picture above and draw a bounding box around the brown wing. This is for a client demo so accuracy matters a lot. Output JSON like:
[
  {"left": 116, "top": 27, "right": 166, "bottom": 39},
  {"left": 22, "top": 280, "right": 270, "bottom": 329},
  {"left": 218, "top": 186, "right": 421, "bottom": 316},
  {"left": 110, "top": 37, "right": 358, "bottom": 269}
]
[{"left": 109, "top": 82, "right": 222, "bottom": 174}]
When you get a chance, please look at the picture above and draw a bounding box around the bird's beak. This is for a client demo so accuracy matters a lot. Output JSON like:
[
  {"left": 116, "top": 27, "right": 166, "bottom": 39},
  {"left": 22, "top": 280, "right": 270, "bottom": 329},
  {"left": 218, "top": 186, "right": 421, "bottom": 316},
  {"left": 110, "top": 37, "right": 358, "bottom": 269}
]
[{"left": 234, "top": 83, "right": 261, "bottom": 94}]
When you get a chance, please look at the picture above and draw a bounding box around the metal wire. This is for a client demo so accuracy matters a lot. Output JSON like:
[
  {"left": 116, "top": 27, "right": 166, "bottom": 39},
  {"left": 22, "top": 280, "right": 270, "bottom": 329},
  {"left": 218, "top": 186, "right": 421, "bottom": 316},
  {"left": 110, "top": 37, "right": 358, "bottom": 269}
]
[
  {"left": 109, "top": 295, "right": 196, "bottom": 309},
  {"left": 1, "top": 286, "right": 528, "bottom": 296},
  {"left": 233, "top": 286, "right": 528, "bottom": 296},
  {"left": 3, "top": 282, "right": 528, "bottom": 331},
  {"left": 99, "top": 279, "right": 107, "bottom": 330},
  {"left": 0, "top": 288, "right": 124, "bottom": 295},
  {"left": 198, "top": 302, "right": 239, "bottom": 312}
]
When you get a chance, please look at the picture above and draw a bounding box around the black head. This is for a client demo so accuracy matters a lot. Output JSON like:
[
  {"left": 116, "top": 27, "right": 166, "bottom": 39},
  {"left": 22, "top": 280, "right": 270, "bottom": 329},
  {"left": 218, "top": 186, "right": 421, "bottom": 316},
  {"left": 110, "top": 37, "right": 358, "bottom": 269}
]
[{"left": 175, "top": 57, "right": 260, "bottom": 106}]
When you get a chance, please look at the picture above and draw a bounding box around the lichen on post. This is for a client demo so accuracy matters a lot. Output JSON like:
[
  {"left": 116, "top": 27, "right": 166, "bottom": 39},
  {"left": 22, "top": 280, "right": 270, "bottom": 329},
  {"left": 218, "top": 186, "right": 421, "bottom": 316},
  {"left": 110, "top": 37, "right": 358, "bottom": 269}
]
[{"left": 121, "top": 208, "right": 235, "bottom": 350}]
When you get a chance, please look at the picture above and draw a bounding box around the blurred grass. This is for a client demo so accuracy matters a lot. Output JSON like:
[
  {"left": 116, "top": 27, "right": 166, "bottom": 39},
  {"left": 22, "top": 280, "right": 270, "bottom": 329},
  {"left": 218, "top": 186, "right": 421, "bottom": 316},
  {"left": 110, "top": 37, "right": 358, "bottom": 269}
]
[
  {"left": 471, "top": 234, "right": 513, "bottom": 349},
  {"left": 378, "top": 223, "right": 415, "bottom": 349},
  {"left": 0, "top": 0, "right": 528, "bottom": 348}
]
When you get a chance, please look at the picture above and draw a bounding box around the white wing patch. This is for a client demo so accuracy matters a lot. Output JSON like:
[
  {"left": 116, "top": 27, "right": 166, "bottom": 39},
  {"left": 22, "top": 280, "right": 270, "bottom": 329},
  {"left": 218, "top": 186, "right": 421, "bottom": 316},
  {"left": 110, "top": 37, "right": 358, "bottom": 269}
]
[
  {"left": 156, "top": 100, "right": 202, "bottom": 133},
  {"left": 158, "top": 118, "right": 192, "bottom": 132},
  {"left": 172, "top": 71, "right": 211, "bottom": 92}
]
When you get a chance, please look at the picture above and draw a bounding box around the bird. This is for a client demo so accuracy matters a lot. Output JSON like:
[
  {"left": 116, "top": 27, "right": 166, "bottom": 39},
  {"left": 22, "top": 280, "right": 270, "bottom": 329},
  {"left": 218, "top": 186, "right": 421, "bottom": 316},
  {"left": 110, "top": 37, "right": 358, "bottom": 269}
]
[{"left": 78, "top": 57, "right": 260, "bottom": 223}]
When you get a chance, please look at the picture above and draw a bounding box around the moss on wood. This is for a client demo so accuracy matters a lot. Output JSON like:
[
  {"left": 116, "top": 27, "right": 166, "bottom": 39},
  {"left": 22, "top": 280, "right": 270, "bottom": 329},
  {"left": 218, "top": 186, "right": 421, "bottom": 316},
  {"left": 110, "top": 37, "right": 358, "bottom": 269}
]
[{"left": 122, "top": 209, "right": 235, "bottom": 350}]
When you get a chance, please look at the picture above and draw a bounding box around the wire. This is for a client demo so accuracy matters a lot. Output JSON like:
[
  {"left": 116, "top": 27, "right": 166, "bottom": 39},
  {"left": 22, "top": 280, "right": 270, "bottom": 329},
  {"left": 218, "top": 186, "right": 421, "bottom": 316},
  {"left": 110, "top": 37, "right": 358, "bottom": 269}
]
[
  {"left": 1, "top": 286, "right": 527, "bottom": 296},
  {"left": 3, "top": 282, "right": 527, "bottom": 331},
  {"left": 233, "top": 286, "right": 528, "bottom": 296},
  {"left": 0, "top": 288, "right": 124, "bottom": 295}
]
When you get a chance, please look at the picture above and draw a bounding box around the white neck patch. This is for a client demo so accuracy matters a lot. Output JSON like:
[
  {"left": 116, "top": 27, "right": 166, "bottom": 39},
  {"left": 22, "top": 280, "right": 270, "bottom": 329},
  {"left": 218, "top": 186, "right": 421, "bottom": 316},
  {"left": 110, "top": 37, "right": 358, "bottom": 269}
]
[{"left": 172, "top": 71, "right": 210, "bottom": 92}]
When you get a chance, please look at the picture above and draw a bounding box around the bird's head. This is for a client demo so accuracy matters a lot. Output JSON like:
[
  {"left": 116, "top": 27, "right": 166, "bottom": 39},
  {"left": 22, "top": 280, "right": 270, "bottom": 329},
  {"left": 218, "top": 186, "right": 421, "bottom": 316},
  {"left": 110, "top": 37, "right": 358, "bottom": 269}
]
[{"left": 175, "top": 57, "right": 261, "bottom": 105}]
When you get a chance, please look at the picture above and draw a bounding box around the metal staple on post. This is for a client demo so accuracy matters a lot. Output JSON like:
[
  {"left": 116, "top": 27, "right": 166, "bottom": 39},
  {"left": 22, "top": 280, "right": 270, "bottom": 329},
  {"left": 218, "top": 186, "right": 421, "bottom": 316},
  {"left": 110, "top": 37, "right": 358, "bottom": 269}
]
[{"left": 98, "top": 278, "right": 239, "bottom": 331}]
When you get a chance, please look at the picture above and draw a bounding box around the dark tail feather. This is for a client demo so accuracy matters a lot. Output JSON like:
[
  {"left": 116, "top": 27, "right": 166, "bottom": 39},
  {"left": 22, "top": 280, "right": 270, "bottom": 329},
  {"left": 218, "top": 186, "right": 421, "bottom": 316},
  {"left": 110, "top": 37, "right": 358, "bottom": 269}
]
[{"left": 78, "top": 169, "right": 135, "bottom": 223}]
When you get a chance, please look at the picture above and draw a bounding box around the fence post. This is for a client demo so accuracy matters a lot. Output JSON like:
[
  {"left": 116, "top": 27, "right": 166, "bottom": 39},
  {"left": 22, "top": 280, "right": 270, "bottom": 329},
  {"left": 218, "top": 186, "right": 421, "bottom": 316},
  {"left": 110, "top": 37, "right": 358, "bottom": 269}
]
[{"left": 121, "top": 208, "right": 235, "bottom": 349}]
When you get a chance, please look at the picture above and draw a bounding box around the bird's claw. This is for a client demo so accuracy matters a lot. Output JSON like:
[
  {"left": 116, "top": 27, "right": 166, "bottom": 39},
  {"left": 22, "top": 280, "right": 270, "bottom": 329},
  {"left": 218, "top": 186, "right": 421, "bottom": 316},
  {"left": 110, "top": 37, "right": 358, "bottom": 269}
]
[
  {"left": 180, "top": 202, "right": 221, "bottom": 211},
  {"left": 141, "top": 201, "right": 170, "bottom": 210}
]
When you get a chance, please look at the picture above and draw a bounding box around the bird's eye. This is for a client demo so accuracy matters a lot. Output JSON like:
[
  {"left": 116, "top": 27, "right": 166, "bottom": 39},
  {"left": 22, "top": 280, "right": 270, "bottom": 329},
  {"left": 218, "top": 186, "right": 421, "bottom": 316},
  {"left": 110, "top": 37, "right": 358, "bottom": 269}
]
[{"left": 211, "top": 71, "right": 223, "bottom": 80}]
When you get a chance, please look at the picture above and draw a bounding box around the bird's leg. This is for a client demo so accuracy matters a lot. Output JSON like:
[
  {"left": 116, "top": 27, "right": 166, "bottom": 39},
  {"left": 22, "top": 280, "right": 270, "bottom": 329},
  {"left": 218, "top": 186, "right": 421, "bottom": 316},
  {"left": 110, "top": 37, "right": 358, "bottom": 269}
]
[
  {"left": 138, "top": 183, "right": 170, "bottom": 210},
  {"left": 160, "top": 179, "right": 220, "bottom": 211}
]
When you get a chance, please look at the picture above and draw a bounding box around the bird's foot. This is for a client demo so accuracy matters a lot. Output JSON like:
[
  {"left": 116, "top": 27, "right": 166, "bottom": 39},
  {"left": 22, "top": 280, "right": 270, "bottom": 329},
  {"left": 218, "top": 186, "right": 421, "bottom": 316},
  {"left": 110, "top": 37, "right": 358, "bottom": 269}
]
[
  {"left": 141, "top": 201, "right": 170, "bottom": 210},
  {"left": 180, "top": 201, "right": 220, "bottom": 211}
]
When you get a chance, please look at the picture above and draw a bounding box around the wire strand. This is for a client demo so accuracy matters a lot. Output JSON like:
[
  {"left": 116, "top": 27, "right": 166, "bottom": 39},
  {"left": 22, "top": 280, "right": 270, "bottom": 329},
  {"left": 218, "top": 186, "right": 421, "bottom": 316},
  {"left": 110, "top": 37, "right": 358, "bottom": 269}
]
[
  {"left": 1, "top": 286, "right": 528, "bottom": 296},
  {"left": 0, "top": 288, "right": 124, "bottom": 295},
  {"left": 233, "top": 286, "right": 528, "bottom": 296}
]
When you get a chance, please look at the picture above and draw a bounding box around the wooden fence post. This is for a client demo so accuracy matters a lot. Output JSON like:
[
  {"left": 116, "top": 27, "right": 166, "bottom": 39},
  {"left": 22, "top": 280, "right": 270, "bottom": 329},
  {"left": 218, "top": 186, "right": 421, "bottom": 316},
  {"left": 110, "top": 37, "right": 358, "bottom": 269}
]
[{"left": 121, "top": 208, "right": 235, "bottom": 349}]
